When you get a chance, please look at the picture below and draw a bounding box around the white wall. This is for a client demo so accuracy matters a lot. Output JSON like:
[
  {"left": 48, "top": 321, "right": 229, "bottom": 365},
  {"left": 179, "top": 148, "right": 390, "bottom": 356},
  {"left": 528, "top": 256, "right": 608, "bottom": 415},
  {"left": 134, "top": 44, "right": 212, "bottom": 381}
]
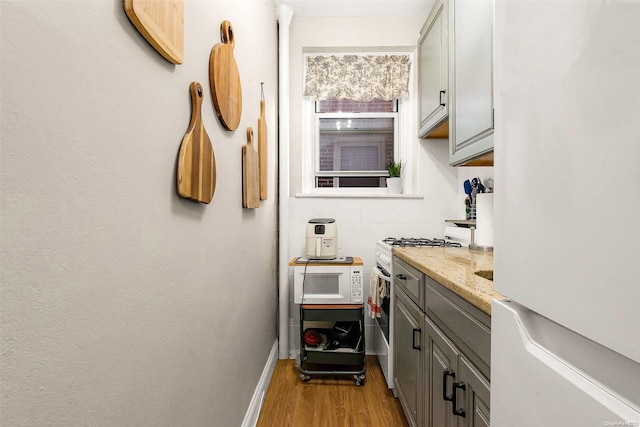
[
  {"left": 0, "top": 1, "right": 278, "bottom": 426},
  {"left": 285, "top": 15, "right": 475, "bottom": 355}
]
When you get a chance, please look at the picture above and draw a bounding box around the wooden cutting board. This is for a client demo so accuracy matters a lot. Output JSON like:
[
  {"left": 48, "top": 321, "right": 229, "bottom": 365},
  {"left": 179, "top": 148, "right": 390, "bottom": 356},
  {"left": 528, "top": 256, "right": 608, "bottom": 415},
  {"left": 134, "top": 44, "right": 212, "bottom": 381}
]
[
  {"left": 258, "top": 97, "right": 268, "bottom": 200},
  {"left": 242, "top": 128, "right": 259, "bottom": 208},
  {"left": 177, "top": 82, "right": 216, "bottom": 204},
  {"left": 124, "top": 0, "right": 184, "bottom": 64},
  {"left": 209, "top": 21, "right": 242, "bottom": 131}
]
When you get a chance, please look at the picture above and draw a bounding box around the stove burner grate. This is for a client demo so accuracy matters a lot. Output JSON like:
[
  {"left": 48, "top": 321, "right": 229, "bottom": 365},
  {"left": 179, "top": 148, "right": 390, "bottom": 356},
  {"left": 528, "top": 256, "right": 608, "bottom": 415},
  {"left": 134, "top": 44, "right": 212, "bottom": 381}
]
[{"left": 382, "top": 237, "right": 462, "bottom": 248}]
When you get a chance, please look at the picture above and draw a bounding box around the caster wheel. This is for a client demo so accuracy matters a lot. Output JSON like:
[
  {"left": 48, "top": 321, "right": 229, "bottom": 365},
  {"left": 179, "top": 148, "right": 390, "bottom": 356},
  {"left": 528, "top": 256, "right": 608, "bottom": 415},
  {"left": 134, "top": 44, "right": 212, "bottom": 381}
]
[
  {"left": 300, "top": 374, "right": 311, "bottom": 382},
  {"left": 354, "top": 374, "right": 365, "bottom": 386}
]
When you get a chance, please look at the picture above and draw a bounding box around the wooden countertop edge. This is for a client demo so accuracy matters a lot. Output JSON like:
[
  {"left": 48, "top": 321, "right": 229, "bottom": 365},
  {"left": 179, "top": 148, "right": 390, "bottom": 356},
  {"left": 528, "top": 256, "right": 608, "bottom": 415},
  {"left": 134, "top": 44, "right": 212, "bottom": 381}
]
[{"left": 289, "top": 257, "right": 363, "bottom": 266}]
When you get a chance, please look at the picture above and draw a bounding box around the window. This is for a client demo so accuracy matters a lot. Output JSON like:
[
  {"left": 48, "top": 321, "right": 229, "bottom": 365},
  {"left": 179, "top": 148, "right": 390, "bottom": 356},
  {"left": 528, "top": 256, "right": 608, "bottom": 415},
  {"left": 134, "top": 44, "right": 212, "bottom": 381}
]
[
  {"left": 315, "top": 99, "right": 398, "bottom": 188},
  {"left": 301, "top": 52, "right": 415, "bottom": 195}
]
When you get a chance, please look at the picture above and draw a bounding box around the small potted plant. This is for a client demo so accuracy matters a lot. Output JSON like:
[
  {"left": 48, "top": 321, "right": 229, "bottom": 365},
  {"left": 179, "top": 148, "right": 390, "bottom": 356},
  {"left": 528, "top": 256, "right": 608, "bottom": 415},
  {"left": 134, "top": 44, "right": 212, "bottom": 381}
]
[{"left": 386, "top": 161, "right": 403, "bottom": 194}]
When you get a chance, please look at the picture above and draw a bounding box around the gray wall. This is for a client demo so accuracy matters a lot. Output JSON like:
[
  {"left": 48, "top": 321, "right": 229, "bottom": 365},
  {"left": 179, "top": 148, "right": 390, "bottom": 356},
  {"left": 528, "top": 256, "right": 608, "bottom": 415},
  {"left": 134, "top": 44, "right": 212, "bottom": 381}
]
[{"left": 1, "top": 1, "right": 278, "bottom": 426}]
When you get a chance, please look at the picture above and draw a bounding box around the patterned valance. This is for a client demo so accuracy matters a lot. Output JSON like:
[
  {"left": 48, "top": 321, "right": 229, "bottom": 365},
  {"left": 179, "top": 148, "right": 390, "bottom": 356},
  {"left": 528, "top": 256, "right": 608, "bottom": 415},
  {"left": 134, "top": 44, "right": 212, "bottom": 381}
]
[{"left": 304, "top": 55, "right": 411, "bottom": 102}]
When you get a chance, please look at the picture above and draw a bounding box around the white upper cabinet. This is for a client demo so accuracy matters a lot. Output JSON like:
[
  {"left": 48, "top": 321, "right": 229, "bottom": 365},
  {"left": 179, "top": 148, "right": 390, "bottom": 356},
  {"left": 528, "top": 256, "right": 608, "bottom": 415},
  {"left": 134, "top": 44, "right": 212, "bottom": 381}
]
[
  {"left": 448, "top": 0, "right": 494, "bottom": 165},
  {"left": 418, "top": 0, "right": 448, "bottom": 138}
]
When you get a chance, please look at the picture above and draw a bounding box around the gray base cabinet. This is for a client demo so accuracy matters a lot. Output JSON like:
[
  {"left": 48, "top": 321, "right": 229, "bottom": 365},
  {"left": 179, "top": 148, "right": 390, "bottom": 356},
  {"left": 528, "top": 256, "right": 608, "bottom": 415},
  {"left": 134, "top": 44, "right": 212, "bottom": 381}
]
[
  {"left": 426, "top": 315, "right": 491, "bottom": 426},
  {"left": 393, "top": 256, "right": 491, "bottom": 427},
  {"left": 459, "top": 356, "right": 491, "bottom": 427},
  {"left": 425, "top": 315, "right": 458, "bottom": 426}
]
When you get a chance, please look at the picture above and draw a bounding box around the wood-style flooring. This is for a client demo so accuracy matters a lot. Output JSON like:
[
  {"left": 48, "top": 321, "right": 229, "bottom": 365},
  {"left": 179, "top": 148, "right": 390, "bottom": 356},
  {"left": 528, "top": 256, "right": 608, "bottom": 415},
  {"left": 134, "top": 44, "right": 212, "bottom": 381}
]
[{"left": 256, "top": 356, "right": 408, "bottom": 427}]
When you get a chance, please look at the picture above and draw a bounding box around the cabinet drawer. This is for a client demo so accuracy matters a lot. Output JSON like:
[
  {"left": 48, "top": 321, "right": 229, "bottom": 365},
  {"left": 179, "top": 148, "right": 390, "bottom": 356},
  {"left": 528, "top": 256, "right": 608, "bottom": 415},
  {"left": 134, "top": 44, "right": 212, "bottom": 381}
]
[
  {"left": 393, "top": 257, "right": 424, "bottom": 311},
  {"left": 425, "top": 277, "right": 491, "bottom": 373}
]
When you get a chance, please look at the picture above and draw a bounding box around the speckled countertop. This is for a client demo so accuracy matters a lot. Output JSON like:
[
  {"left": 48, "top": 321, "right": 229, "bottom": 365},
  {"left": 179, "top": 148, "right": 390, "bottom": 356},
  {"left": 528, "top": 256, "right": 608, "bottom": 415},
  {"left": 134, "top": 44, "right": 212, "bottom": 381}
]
[{"left": 393, "top": 247, "right": 505, "bottom": 315}]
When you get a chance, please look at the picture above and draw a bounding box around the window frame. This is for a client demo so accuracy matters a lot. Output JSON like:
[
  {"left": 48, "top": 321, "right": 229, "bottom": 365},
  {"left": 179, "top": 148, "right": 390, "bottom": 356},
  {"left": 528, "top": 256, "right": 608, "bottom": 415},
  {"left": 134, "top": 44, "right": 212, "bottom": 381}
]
[
  {"left": 301, "top": 50, "right": 416, "bottom": 196},
  {"left": 315, "top": 111, "right": 399, "bottom": 188}
]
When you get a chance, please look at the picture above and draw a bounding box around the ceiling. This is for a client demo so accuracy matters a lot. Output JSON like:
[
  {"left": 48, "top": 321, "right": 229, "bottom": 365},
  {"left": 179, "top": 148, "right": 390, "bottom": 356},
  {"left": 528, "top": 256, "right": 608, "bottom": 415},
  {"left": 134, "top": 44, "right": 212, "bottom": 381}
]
[{"left": 276, "top": 0, "right": 435, "bottom": 17}]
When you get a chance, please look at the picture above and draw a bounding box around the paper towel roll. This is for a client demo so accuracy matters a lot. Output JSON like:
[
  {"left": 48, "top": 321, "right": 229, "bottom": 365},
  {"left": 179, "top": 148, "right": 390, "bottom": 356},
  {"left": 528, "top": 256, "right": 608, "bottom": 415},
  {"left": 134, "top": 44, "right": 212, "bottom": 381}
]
[{"left": 475, "top": 193, "right": 494, "bottom": 247}]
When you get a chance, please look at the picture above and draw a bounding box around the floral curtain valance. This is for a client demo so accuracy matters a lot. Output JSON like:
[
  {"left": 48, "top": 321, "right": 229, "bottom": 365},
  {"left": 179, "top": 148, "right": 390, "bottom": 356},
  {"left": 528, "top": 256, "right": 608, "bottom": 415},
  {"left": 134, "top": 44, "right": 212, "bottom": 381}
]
[{"left": 303, "top": 55, "right": 411, "bottom": 102}]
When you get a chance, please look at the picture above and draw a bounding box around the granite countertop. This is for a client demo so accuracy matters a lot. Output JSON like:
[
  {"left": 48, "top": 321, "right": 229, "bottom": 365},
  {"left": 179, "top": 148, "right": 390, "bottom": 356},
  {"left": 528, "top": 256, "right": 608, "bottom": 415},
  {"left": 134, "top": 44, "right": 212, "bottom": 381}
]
[{"left": 393, "top": 246, "right": 505, "bottom": 315}]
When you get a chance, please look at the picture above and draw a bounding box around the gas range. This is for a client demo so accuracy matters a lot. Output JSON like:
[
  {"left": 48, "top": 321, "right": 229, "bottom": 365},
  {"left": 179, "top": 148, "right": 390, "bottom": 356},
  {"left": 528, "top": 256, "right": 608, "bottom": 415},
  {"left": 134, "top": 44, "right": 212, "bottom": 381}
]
[
  {"left": 376, "top": 237, "right": 462, "bottom": 273},
  {"left": 373, "top": 235, "right": 463, "bottom": 391},
  {"left": 382, "top": 237, "right": 463, "bottom": 248}
]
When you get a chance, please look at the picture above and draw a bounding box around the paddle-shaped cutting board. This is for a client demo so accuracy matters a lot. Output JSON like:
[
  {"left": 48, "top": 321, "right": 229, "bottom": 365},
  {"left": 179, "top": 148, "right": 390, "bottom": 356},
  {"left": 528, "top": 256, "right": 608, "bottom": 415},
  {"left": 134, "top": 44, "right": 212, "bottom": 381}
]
[
  {"left": 124, "top": 0, "right": 184, "bottom": 64},
  {"left": 177, "top": 82, "right": 216, "bottom": 204},
  {"left": 242, "top": 128, "right": 259, "bottom": 208},
  {"left": 209, "top": 21, "right": 242, "bottom": 131},
  {"left": 258, "top": 97, "right": 268, "bottom": 200}
]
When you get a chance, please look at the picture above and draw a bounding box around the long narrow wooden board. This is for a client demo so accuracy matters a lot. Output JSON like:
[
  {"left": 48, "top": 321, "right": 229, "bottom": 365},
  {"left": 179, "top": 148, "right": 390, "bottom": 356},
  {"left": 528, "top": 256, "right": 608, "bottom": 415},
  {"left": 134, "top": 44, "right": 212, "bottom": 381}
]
[
  {"left": 177, "top": 82, "right": 216, "bottom": 203},
  {"left": 124, "top": 0, "right": 184, "bottom": 64},
  {"left": 258, "top": 98, "right": 268, "bottom": 200},
  {"left": 242, "top": 128, "right": 259, "bottom": 208}
]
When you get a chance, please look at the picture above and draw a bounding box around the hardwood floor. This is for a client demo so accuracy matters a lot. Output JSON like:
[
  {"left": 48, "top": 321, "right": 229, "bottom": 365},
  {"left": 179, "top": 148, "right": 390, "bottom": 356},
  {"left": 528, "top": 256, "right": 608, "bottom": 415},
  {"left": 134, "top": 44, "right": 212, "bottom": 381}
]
[{"left": 256, "top": 356, "right": 408, "bottom": 427}]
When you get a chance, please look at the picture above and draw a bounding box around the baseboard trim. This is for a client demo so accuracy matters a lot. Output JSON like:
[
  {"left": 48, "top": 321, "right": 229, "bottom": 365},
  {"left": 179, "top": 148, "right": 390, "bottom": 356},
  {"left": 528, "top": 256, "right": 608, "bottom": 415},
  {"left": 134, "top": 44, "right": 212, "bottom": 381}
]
[{"left": 241, "top": 339, "right": 278, "bottom": 427}]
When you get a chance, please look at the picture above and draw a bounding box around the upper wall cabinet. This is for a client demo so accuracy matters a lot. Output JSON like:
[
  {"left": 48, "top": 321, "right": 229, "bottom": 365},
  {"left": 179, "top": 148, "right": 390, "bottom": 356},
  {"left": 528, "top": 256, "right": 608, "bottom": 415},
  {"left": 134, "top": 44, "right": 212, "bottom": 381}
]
[
  {"left": 448, "top": 0, "right": 494, "bottom": 165},
  {"left": 418, "top": 0, "right": 448, "bottom": 139}
]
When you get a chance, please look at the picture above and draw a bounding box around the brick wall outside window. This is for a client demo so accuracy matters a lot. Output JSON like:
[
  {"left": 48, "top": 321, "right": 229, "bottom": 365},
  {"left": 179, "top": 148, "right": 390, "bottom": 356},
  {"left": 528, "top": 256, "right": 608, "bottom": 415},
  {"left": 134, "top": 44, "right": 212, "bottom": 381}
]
[
  {"left": 317, "top": 99, "right": 395, "bottom": 113},
  {"left": 315, "top": 99, "right": 397, "bottom": 189}
]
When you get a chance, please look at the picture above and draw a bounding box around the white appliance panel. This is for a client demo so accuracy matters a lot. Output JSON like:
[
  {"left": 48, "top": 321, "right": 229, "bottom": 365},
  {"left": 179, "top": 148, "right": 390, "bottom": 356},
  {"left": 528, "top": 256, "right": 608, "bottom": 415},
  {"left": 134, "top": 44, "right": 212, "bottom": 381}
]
[
  {"left": 494, "top": 0, "right": 640, "bottom": 364},
  {"left": 492, "top": 300, "right": 640, "bottom": 426},
  {"left": 373, "top": 321, "right": 391, "bottom": 384},
  {"left": 375, "top": 240, "right": 395, "bottom": 389}
]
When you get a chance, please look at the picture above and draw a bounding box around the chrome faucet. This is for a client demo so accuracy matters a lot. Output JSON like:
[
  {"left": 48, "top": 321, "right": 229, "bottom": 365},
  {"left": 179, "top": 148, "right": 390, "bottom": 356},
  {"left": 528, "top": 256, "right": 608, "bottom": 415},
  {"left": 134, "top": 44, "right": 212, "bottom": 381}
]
[{"left": 469, "top": 225, "right": 493, "bottom": 252}]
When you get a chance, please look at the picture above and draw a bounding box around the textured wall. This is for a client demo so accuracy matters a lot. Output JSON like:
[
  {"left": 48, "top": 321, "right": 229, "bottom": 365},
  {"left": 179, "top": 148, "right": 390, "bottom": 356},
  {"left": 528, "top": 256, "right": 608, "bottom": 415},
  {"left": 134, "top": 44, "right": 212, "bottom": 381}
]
[{"left": 0, "top": 1, "right": 278, "bottom": 426}]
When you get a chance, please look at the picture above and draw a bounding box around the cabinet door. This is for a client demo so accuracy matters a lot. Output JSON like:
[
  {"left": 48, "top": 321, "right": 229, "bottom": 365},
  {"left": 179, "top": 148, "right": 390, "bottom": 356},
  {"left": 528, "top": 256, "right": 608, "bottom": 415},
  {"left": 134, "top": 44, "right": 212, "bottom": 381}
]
[
  {"left": 418, "top": 0, "right": 448, "bottom": 138},
  {"left": 459, "top": 356, "right": 490, "bottom": 427},
  {"left": 449, "top": 0, "right": 494, "bottom": 165},
  {"left": 393, "top": 288, "right": 424, "bottom": 427},
  {"left": 425, "top": 315, "right": 459, "bottom": 427}
]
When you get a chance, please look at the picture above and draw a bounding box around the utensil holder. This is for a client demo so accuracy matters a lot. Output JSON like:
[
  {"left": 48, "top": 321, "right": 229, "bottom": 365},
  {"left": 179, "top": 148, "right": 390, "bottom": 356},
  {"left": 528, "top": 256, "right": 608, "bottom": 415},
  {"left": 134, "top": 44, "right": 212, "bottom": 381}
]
[{"left": 466, "top": 203, "right": 476, "bottom": 220}]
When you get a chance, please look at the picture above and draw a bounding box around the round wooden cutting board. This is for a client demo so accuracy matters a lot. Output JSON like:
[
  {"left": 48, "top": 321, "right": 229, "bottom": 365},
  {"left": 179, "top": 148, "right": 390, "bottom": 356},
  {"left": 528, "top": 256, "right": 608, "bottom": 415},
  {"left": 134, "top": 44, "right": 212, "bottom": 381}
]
[
  {"left": 124, "top": 0, "right": 184, "bottom": 64},
  {"left": 209, "top": 21, "right": 242, "bottom": 131}
]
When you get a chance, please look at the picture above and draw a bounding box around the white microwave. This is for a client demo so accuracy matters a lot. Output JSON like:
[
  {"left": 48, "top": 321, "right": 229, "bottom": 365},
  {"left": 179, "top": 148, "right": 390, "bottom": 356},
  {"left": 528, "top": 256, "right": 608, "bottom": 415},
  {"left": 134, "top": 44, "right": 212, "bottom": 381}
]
[{"left": 292, "top": 259, "right": 363, "bottom": 304}]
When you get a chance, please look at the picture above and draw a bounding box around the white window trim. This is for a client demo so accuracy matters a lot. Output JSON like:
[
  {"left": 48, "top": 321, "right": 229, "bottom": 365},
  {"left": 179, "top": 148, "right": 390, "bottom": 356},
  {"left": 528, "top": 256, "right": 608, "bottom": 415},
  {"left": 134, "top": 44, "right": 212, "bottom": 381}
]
[{"left": 300, "top": 50, "right": 416, "bottom": 197}]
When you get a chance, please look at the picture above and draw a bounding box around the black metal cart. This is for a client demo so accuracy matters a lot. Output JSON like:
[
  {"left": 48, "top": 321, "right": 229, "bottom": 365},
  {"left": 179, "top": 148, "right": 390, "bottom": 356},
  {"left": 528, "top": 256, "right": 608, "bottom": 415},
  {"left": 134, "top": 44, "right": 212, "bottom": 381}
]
[{"left": 298, "top": 304, "right": 366, "bottom": 386}]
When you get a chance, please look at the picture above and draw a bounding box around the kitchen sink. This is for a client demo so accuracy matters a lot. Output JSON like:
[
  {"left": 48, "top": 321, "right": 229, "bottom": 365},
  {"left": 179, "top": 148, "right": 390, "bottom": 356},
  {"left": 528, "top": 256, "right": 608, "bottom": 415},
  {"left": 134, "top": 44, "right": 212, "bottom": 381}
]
[{"left": 474, "top": 270, "right": 493, "bottom": 281}]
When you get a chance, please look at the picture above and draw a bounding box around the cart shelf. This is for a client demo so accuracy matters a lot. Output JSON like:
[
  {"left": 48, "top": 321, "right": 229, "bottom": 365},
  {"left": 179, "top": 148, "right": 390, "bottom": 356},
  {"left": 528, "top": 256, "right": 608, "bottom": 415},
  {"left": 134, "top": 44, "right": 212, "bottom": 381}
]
[{"left": 298, "top": 304, "right": 366, "bottom": 385}]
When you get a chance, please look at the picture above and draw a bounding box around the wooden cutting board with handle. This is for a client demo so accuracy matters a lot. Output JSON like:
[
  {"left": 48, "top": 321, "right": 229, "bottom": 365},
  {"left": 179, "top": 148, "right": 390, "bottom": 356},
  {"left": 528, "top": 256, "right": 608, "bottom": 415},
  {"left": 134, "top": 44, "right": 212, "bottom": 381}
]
[
  {"left": 258, "top": 85, "right": 268, "bottom": 200},
  {"left": 124, "top": 0, "right": 184, "bottom": 64},
  {"left": 242, "top": 127, "right": 259, "bottom": 208},
  {"left": 177, "top": 82, "right": 216, "bottom": 204},
  {"left": 209, "top": 21, "right": 242, "bottom": 131}
]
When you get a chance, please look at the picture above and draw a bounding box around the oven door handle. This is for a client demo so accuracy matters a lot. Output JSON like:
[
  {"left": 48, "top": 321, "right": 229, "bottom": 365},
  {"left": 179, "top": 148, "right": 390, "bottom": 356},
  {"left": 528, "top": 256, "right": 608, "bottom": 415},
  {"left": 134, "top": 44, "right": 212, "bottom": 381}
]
[{"left": 376, "top": 266, "right": 392, "bottom": 282}]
